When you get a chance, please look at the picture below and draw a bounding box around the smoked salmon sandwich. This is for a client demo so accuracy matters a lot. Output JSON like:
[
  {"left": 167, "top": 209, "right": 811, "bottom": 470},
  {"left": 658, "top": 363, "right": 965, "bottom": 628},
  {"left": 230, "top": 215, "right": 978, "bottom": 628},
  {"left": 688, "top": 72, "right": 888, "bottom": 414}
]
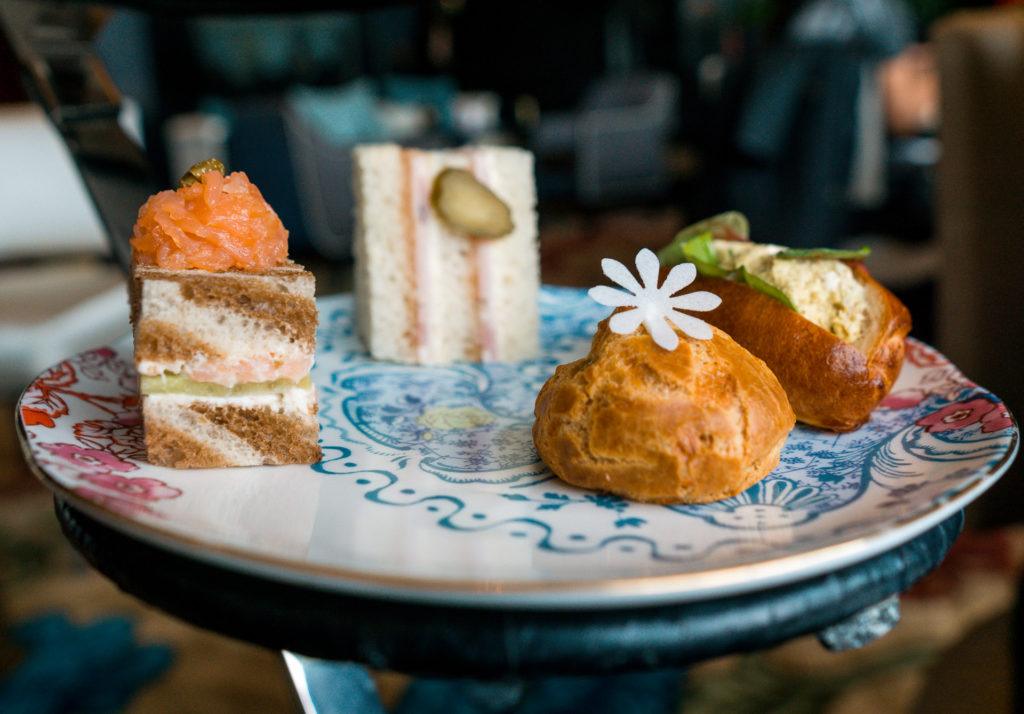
[{"left": 129, "top": 159, "right": 321, "bottom": 468}]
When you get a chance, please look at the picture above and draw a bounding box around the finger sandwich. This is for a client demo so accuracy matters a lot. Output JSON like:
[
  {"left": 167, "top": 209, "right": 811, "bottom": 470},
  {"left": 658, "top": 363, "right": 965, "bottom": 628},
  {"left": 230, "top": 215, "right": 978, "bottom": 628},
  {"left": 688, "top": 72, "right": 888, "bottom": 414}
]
[{"left": 352, "top": 144, "right": 540, "bottom": 365}]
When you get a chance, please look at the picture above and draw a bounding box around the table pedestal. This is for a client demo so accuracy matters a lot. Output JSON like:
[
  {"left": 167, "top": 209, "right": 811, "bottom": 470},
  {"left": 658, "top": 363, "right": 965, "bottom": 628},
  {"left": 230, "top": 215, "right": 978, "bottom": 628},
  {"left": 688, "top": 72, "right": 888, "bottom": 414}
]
[{"left": 55, "top": 499, "right": 961, "bottom": 679}]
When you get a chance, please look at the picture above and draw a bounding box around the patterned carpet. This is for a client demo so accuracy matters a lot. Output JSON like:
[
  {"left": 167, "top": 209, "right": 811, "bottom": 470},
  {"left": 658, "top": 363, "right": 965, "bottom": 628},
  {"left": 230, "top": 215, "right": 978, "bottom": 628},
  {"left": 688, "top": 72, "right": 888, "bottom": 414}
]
[{"left": 0, "top": 460, "right": 295, "bottom": 712}]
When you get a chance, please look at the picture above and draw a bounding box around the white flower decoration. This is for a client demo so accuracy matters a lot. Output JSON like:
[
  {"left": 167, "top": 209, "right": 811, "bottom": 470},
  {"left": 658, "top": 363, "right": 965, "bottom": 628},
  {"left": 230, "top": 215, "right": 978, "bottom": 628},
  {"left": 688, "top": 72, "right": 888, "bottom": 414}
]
[{"left": 588, "top": 248, "right": 722, "bottom": 351}]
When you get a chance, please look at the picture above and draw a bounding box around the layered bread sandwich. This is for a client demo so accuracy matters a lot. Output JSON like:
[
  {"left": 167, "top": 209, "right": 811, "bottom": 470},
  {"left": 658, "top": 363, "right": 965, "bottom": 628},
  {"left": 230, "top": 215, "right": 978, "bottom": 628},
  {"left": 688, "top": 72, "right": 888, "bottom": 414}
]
[
  {"left": 658, "top": 213, "right": 911, "bottom": 431},
  {"left": 129, "top": 160, "right": 321, "bottom": 468},
  {"left": 352, "top": 144, "right": 539, "bottom": 364}
]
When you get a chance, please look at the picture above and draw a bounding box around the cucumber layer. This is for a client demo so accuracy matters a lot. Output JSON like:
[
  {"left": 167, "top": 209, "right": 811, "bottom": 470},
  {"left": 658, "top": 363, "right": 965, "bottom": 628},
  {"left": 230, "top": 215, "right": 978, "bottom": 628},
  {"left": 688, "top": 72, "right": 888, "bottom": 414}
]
[{"left": 141, "top": 373, "right": 312, "bottom": 397}]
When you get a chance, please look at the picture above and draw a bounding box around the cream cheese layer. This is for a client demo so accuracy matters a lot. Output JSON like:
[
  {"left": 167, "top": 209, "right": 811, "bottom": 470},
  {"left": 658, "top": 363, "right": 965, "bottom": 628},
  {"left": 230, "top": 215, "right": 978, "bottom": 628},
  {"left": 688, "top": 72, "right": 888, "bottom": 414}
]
[{"left": 142, "top": 386, "right": 316, "bottom": 413}]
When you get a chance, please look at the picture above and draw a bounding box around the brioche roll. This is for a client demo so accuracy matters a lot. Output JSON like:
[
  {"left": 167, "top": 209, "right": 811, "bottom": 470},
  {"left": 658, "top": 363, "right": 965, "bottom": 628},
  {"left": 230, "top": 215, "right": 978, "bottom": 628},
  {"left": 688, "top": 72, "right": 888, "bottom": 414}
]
[
  {"left": 533, "top": 318, "right": 795, "bottom": 504},
  {"left": 689, "top": 262, "right": 910, "bottom": 431}
]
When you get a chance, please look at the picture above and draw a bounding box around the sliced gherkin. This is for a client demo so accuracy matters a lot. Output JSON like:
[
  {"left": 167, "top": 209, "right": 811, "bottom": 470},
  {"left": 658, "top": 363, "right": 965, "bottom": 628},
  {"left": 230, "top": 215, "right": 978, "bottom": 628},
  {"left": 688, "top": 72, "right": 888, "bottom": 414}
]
[
  {"left": 179, "top": 158, "right": 226, "bottom": 188},
  {"left": 430, "top": 168, "right": 514, "bottom": 239}
]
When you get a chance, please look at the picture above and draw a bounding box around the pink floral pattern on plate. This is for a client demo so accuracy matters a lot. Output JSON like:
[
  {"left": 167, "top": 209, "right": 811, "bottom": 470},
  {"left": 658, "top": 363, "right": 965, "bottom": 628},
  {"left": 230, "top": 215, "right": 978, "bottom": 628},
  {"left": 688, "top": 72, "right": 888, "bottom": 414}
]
[
  {"left": 917, "top": 398, "right": 1011, "bottom": 434},
  {"left": 19, "top": 348, "right": 180, "bottom": 518}
]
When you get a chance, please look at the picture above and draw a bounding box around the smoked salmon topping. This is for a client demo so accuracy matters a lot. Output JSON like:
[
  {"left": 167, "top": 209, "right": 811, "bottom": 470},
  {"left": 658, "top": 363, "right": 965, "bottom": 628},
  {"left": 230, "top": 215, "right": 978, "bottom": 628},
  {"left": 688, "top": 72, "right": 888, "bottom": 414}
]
[{"left": 131, "top": 170, "right": 288, "bottom": 271}]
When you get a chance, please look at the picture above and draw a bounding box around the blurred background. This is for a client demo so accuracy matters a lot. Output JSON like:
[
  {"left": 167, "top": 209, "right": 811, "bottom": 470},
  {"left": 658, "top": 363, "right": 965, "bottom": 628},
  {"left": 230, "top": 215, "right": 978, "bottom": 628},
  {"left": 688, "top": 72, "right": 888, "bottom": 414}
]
[{"left": 0, "top": 0, "right": 1022, "bottom": 711}]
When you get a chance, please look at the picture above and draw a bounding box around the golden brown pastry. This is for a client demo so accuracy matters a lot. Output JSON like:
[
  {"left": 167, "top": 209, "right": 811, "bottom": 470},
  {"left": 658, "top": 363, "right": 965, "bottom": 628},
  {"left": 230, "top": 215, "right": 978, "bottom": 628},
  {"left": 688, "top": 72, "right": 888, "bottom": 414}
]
[
  {"left": 688, "top": 263, "right": 910, "bottom": 432},
  {"left": 533, "top": 317, "right": 795, "bottom": 504}
]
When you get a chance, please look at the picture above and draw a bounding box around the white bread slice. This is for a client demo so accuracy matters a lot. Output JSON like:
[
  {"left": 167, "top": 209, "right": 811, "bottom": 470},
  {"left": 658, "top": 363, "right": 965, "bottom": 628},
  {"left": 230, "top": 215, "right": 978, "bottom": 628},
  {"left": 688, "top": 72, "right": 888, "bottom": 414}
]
[
  {"left": 352, "top": 145, "right": 411, "bottom": 362},
  {"left": 353, "top": 144, "right": 539, "bottom": 364}
]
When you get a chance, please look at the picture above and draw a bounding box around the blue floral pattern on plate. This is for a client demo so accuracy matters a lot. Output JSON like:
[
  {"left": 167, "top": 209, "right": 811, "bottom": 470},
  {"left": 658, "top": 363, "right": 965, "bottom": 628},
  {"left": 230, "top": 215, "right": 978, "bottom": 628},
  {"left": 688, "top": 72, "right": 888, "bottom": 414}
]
[{"left": 312, "top": 288, "right": 1017, "bottom": 564}]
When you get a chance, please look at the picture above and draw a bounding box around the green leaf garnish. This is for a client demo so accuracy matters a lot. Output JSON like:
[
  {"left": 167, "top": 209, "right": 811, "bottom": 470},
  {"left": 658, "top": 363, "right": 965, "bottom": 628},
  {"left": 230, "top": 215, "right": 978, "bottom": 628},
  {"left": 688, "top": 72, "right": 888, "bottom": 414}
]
[
  {"left": 680, "top": 232, "right": 716, "bottom": 263},
  {"left": 657, "top": 231, "right": 729, "bottom": 277},
  {"left": 736, "top": 267, "right": 796, "bottom": 310},
  {"left": 656, "top": 211, "right": 749, "bottom": 265},
  {"left": 678, "top": 232, "right": 729, "bottom": 278},
  {"left": 680, "top": 211, "right": 750, "bottom": 243},
  {"left": 776, "top": 246, "right": 871, "bottom": 260},
  {"left": 656, "top": 210, "right": 794, "bottom": 310}
]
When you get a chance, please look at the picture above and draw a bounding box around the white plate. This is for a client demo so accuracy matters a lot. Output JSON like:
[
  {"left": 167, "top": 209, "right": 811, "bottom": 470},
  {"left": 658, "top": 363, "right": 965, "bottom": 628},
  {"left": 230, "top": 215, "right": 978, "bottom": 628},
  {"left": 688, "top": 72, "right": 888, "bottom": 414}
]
[{"left": 18, "top": 288, "right": 1019, "bottom": 609}]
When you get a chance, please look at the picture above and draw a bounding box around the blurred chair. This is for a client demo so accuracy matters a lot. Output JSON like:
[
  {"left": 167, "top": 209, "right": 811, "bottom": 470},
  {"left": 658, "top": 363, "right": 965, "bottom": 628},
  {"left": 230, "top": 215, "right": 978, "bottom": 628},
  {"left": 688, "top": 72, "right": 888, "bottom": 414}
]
[
  {"left": 933, "top": 8, "right": 1024, "bottom": 461},
  {"left": 574, "top": 73, "right": 679, "bottom": 205},
  {"left": 284, "top": 105, "right": 356, "bottom": 261}
]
